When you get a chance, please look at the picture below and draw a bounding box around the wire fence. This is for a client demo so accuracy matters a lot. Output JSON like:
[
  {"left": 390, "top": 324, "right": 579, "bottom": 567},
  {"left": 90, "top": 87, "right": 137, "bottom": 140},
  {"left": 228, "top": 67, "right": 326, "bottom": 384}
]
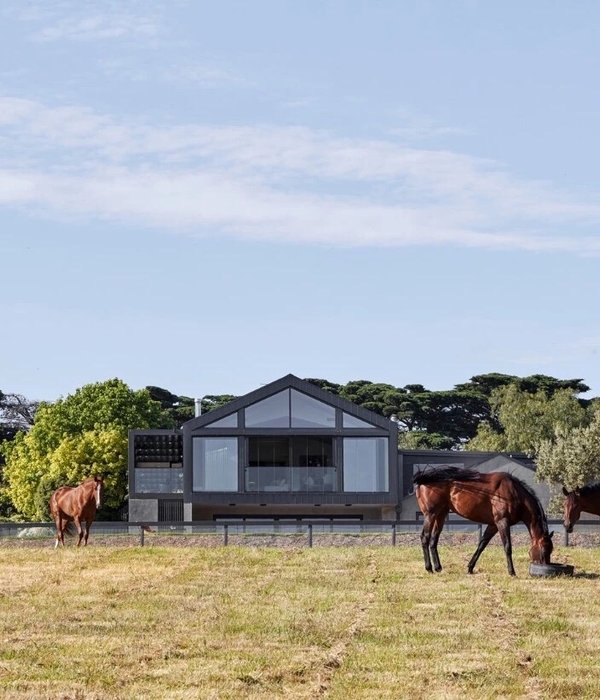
[{"left": 1, "top": 518, "right": 598, "bottom": 547}]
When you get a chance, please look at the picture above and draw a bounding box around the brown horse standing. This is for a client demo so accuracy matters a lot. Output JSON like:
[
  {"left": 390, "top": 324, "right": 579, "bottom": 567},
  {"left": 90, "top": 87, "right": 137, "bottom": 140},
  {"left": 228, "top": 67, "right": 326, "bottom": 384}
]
[
  {"left": 414, "top": 467, "right": 553, "bottom": 576},
  {"left": 563, "top": 484, "right": 600, "bottom": 532},
  {"left": 49, "top": 476, "right": 104, "bottom": 548}
]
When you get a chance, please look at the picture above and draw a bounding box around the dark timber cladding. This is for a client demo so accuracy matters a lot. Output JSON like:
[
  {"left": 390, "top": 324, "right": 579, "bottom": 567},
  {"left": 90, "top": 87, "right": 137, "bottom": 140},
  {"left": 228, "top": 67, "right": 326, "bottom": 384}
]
[
  {"left": 128, "top": 374, "right": 399, "bottom": 522},
  {"left": 128, "top": 374, "right": 550, "bottom": 523}
]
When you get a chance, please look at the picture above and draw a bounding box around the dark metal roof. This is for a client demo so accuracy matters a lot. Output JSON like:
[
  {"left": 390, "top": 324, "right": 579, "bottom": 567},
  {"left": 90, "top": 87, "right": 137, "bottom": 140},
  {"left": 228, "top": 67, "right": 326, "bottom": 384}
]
[{"left": 183, "top": 373, "right": 396, "bottom": 431}]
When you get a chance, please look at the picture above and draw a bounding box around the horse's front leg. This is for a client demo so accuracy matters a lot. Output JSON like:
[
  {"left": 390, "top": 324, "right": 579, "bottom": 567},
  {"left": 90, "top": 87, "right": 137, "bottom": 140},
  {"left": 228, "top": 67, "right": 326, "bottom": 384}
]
[
  {"left": 497, "top": 520, "right": 516, "bottom": 576},
  {"left": 420, "top": 516, "right": 434, "bottom": 573},
  {"left": 83, "top": 520, "right": 92, "bottom": 546},
  {"left": 467, "top": 524, "right": 498, "bottom": 574},
  {"left": 53, "top": 516, "right": 62, "bottom": 549},
  {"left": 429, "top": 515, "right": 446, "bottom": 572},
  {"left": 73, "top": 517, "right": 84, "bottom": 547},
  {"left": 58, "top": 517, "right": 67, "bottom": 548}
]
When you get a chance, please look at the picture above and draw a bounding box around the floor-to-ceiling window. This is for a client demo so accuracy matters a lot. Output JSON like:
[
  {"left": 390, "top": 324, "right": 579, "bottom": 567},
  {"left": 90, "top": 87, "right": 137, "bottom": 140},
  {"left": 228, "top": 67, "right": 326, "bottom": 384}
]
[
  {"left": 245, "top": 436, "right": 335, "bottom": 492},
  {"left": 343, "top": 437, "right": 389, "bottom": 492},
  {"left": 192, "top": 437, "right": 238, "bottom": 492}
]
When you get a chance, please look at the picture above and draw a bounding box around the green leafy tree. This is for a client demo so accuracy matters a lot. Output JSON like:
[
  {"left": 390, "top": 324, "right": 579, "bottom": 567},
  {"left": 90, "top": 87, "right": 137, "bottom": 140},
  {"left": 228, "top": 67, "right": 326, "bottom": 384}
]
[
  {"left": 145, "top": 386, "right": 195, "bottom": 427},
  {"left": 1, "top": 390, "right": 39, "bottom": 517},
  {"left": 2, "top": 379, "right": 166, "bottom": 519},
  {"left": 305, "top": 378, "right": 342, "bottom": 395},
  {"left": 467, "top": 385, "right": 588, "bottom": 454},
  {"left": 201, "top": 395, "right": 238, "bottom": 414},
  {"left": 397, "top": 430, "right": 455, "bottom": 450},
  {"left": 536, "top": 403, "right": 600, "bottom": 491}
]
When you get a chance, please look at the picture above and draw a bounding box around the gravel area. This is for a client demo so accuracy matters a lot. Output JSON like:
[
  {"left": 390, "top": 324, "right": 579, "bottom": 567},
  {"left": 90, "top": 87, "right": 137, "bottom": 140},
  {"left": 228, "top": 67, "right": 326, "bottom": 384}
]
[{"left": 2, "top": 530, "right": 600, "bottom": 549}]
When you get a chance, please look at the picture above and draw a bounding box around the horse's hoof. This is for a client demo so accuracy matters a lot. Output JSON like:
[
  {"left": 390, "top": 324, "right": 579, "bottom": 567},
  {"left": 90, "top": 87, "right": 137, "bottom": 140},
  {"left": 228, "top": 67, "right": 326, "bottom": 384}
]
[{"left": 434, "top": 566, "right": 442, "bottom": 573}]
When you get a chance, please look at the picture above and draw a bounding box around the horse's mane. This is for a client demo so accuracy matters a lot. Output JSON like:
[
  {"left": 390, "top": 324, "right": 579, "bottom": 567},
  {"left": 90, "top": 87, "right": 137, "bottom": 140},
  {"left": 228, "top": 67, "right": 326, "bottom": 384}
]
[
  {"left": 578, "top": 482, "right": 600, "bottom": 497},
  {"left": 413, "top": 466, "right": 482, "bottom": 486},
  {"left": 508, "top": 473, "right": 550, "bottom": 535}
]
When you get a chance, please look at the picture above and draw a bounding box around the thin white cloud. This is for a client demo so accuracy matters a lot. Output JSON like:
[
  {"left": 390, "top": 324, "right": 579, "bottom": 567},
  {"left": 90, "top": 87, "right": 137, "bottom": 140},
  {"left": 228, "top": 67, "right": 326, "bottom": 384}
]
[
  {"left": 34, "top": 13, "right": 159, "bottom": 42},
  {"left": 99, "top": 58, "right": 242, "bottom": 88},
  {"left": 1, "top": 96, "right": 600, "bottom": 254},
  {"left": 3, "top": 1, "right": 162, "bottom": 43}
]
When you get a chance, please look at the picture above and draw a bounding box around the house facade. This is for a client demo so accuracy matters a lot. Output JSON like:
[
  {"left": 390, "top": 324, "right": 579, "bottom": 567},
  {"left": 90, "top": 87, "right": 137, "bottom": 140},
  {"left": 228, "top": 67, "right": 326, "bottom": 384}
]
[{"left": 128, "top": 374, "right": 548, "bottom": 523}]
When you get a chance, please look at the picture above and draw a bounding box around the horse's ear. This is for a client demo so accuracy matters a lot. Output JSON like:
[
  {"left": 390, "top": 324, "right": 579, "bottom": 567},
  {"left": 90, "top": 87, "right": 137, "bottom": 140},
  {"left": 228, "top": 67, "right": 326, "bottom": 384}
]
[
  {"left": 562, "top": 486, "right": 569, "bottom": 496},
  {"left": 549, "top": 530, "right": 554, "bottom": 539}
]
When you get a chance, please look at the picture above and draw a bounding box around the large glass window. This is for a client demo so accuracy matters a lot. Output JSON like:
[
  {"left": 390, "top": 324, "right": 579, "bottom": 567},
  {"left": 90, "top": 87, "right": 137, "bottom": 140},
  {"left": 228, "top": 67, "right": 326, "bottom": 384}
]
[
  {"left": 203, "top": 413, "right": 238, "bottom": 428},
  {"left": 245, "top": 390, "right": 289, "bottom": 427},
  {"left": 245, "top": 436, "right": 335, "bottom": 492},
  {"left": 342, "top": 412, "right": 376, "bottom": 428},
  {"left": 343, "top": 437, "right": 389, "bottom": 492},
  {"left": 135, "top": 468, "right": 183, "bottom": 493},
  {"left": 291, "top": 436, "right": 332, "bottom": 467},
  {"left": 193, "top": 437, "right": 238, "bottom": 491},
  {"left": 248, "top": 437, "right": 289, "bottom": 466},
  {"left": 291, "top": 390, "right": 336, "bottom": 428}
]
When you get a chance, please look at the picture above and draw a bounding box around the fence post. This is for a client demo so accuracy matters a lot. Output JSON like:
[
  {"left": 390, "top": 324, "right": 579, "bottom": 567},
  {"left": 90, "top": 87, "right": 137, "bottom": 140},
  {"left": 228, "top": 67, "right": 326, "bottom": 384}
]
[
  {"left": 223, "top": 524, "right": 229, "bottom": 546},
  {"left": 477, "top": 523, "right": 482, "bottom": 539},
  {"left": 308, "top": 523, "right": 313, "bottom": 548},
  {"left": 563, "top": 525, "right": 569, "bottom": 547},
  {"left": 139, "top": 525, "right": 145, "bottom": 547},
  {"left": 392, "top": 522, "right": 397, "bottom": 546}
]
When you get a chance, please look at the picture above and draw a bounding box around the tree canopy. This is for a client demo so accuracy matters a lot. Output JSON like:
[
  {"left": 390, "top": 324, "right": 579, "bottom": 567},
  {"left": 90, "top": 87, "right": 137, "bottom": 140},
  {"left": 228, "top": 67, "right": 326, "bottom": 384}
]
[
  {"left": 145, "top": 386, "right": 195, "bottom": 427},
  {"left": 1, "top": 372, "right": 596, "bottom": 519},
  {"left": 0, "top": 391, "right": 38, "bottom": 444},
  {"left": 536, "top": 404, "right": 600, "bottom": 491},
  {"left": 2, "top": 379, "right": 166, "bottom": 519},
  {"left": 467, "top": 384, "right": 589, "bottom": 454}
]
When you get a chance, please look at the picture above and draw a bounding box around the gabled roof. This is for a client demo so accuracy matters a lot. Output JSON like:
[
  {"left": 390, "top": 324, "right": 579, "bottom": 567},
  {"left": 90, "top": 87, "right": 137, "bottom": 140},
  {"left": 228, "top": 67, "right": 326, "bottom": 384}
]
[
  {"left": 183, "top": 373, "right": 396, "bottom": 430},
  {"left": 400, "top": 449, "right": 537, "bottom": 471}
]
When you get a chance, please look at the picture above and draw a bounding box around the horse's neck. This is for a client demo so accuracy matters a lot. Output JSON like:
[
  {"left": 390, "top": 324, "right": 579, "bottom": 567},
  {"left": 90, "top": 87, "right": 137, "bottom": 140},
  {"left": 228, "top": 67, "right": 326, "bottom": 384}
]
[
  {"left": 521, "top": 497, "right": 546, "bottom": 538},
  {"left": 80, "top": 481, "right": 97, "bottom": 503},
  {"left": 580, "top": 493, "right": 600, "bottom": 516}
]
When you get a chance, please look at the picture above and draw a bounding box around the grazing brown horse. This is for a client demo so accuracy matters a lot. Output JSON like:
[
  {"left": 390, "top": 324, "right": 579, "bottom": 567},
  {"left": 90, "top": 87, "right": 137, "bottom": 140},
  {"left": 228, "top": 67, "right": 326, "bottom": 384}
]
[
  {"left": 563, "top": 484, "right": 600, "bottom": 532},
  {"left": 49, "top": 476, "right": 103, "bottom": 548},
  {"left": 414, "top": 467, "right": 553, "bottom": 576}
]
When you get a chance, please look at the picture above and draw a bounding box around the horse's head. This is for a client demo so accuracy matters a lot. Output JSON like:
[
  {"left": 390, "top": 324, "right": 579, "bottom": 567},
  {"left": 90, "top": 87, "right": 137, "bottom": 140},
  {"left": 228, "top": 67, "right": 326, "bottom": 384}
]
[
  {"left": 529, "top": 530, "right": 554, "bottom": 565},
  {"left": 93, "top": 476, "right": 104, "bottom": 509},
  {"left": 562, "top": 486, "right": 581, "bottom": 533}
]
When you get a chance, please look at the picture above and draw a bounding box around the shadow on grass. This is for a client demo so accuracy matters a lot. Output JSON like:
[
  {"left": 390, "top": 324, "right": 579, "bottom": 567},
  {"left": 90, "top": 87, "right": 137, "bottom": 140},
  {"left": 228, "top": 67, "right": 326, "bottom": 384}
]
[{"left": 573, "top": 570, "right": 600, "bottom": 580}]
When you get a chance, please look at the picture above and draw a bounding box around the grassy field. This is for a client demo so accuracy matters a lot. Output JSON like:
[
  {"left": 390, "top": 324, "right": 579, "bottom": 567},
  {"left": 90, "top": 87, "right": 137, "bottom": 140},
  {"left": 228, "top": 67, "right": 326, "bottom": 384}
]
[{"left": 0, "top": 542, "right": 599, "bottom": 699}]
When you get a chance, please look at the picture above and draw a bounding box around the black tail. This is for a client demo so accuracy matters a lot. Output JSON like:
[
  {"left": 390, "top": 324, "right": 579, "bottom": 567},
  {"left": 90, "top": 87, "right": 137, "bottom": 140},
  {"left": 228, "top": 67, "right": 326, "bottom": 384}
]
[{"left": 413, "top": 466, "right": 482, "bottom": 486}]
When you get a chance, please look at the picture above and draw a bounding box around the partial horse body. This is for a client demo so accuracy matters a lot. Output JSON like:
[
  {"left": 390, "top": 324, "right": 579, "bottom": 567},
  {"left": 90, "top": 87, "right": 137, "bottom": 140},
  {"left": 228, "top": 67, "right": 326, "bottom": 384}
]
[
  {"left": 49, "top": 476, "right": 103, "bottom": 548},
  {"left": 563, "top": 484, "right": 600, "bottom": 532},
  {"left": 414, "top": 467, "right": 553, "bottom": 576}
]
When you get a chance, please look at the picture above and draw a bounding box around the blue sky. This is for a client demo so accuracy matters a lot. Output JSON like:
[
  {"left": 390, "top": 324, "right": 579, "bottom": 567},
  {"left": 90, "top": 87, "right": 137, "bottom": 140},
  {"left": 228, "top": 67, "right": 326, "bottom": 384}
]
[{"left": 2, "top": 1, "right": 600, "bottom": 403}]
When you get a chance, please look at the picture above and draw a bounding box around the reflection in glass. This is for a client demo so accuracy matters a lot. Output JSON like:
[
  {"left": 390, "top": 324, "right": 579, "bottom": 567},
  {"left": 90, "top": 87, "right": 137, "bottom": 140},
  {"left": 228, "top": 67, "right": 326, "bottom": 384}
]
[
  {"left": 135, "top": 468, "right": 183, "bottom": 493},
  {"left": 193, "top": 437, "right": 238, "bottom": 491},
  {"left": 343, "top": 437, "right": 389, "bottom": 492},
  {"left": 342, "top": 412, "right": 375, "bottom": 428},
  {"left": 245, "top": 390, "right": 290, "bottom": 427},
  {"left": 245, "top": 466, "right": 337, "bottom": 492},
  {"left": 291, "top": 390, "right": 336, "bottom": 427},
  {"left": 203, "top": 413, "right": 238, "bottom": 428}
]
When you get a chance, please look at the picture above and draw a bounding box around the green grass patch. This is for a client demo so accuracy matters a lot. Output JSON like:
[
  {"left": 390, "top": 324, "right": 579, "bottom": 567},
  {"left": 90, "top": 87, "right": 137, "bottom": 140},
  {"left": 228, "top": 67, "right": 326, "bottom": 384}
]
[{"left": 0, "top": 544, "right": 598, "bottom": 698}]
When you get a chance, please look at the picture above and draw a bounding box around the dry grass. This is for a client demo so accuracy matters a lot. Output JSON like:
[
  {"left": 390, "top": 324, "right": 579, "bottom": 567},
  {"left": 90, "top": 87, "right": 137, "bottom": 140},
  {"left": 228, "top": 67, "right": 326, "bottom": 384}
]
[{"left": 0, "top": 543, "right": 599, "bottom": 699}]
